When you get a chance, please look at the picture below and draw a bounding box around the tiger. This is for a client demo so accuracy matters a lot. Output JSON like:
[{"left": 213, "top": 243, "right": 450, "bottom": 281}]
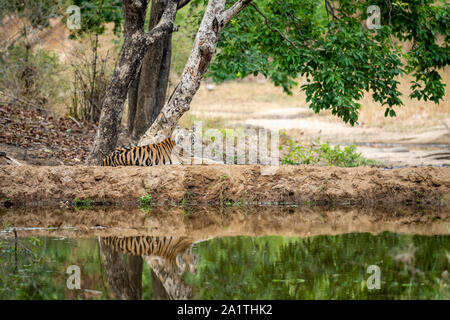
[
  {"left": 100, "top": 235, "right": 198, "bottom": 299},
  {"left": 101, "top": 125, "right": 197, "bottom": 167},
  {"left": 101, "top": 235, "right": 198, "bottom": 275}
]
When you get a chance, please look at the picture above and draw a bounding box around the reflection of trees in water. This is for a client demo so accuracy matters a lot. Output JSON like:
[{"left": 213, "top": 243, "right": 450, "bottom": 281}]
[
  {"left": 98, "top": 239, "right": 143, "bottom": 300},
  {"left": 99, "top": 236, "right": 198, "bottom": 300}
]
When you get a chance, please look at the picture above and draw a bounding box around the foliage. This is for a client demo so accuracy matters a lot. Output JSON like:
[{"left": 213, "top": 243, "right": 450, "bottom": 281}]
[
  {"left": 0, "top": 236, "right": 51, "bottom": 299},
  {"left": 63, "top": 0, "right": 200, "bottom": 78},
  {"left": 1, "top": 232, "right": 448, "bottom": 299},
  {"left": 138, "top": 192, "right": 153, "bottom": 212},
  {"left": 171, "top": 3, "right": 203, "bottom": 77},
  {"left": 61, "top": 0, "right": 123, "bottom": 37},
  {"left": 192, "top": 0, "right": 450, "bottom": 125},
  {"left": 191, "top": 233, "right": 450, "bottom": 299},
  {"left": 59, "top": 0, "right": 122, "bottom": 121},
  {"left": 0, "top": 1, "right": 65, "bottom": 109},
  {"left": 281, "top": 138, "right": 378, "bottom": 167},
  {"left": 0, "top": 0, "right": 59, "bottom": 29},
  {"left": 58, "top": 0, "right": 123, "bottom": 121},
  {"left": 0, "top": 237, "right": 107, "bottom": 299},
  {"left": 0, "top": 43, "right": 61, "bottom": 106},
  {"left": 72, "top": 197, "right": 92, "bottom": 209}
]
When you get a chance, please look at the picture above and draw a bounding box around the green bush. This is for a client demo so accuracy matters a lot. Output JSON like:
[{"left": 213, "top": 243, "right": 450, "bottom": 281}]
[{"left": 282, "top": 138, "right": 378, "bottom": 167}]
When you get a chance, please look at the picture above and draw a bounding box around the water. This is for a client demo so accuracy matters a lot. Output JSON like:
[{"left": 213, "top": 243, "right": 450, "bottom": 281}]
[
  {"left": 0, "top": 206, "right": 449, "bottom": 299},
  {"left": 0, "top": 232, "right": 449, "bottom": 300}
]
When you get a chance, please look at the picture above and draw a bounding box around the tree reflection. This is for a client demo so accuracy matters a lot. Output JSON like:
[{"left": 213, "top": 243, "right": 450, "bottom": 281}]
[{"left": 99, "top": 236, "right": 198, "bottom": 300}]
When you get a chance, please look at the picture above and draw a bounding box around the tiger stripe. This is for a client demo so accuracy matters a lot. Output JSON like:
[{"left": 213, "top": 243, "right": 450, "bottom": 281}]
[
  {"left": 102, "top": 236, "right": 193, "bottom": 263},
  {"left": 101, "top": 137, "right": 181, "bottom": 167}
]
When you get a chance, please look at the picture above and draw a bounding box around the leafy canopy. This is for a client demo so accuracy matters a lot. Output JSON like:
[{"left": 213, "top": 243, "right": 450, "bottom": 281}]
[
  {"left": 199, "top": 0, "right": 449, "bottom": 125},
  {"left": 0, "top": 0, "right": 123, "bottom": 37},
  {"left": 0, "top": 0, "right": 60, "bottom": 29},
  {"left": 61, "top": 0, "right": 123, "bottom": 37}
]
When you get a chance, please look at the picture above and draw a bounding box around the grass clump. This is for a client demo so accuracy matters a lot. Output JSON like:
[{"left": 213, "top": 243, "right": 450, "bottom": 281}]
[
  {"left": 282, "top": 138, "right": 378, "bottom": 167},
  {"left": 138, "top": 192, "right": 153, "bottom": 214},
  {"left": 138, "top": 193, "right": 153, "bottom": 206},
  {"left": 72, "top": 197, "right": 92, "bottom": 209}
]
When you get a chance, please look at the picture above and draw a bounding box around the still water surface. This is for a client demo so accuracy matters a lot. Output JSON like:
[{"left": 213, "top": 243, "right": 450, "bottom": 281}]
[{"left": 1, "top": 232, "right": 449, "bottom": 299}]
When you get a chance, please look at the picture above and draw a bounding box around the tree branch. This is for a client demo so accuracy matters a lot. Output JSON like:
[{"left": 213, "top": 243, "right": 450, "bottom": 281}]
[
  {"left": 122, "top": 0, "right": 148, "bottom": 37},
  {"left": 219, "top": 0, "right": 253, "bottom": 27},
  {"left": 178, "top": 0, "right": 191, "bottom": 10},
  {"left": 325, "top": 0, "right": 338, "bottom": 20},
  {"left": 144, "top": 0, "right": 179, "bottom": 44},
  {"left": 250, "top": 2, "right": 298, "bottom": 48},
  {"left": 139, "top": 0, "right": 229, "bottom": 146}
]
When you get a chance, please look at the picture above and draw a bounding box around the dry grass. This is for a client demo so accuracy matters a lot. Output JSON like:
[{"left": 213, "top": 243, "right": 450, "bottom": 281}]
[
  {"left": 190, "top": 80, "right": 306, "bottom": 113},
  {"left": 12, "top": 16, "right": 445, "bottom": 134},
  {"left": 10, "top": 16, "right": 446, "bottom": 135},
  {"left": 358, "top": 67, "right": 450, "bottom": 130},
  {"left": 10, "top": 19, "right": 122, "bottom": 118},
  {"left": 186, "top": 68, "right": 449, "bottom": 133}
]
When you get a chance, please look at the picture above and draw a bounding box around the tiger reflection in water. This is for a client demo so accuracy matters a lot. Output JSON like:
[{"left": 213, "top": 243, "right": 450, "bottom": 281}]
[{"left": 99, "top": 236, "right": 198, "bottom": 300}]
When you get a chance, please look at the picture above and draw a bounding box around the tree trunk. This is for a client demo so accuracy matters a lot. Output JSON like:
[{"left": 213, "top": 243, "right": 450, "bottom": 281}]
[
  {"left": 87, "top": 0, "right": 179, "bottom": 165},
  {"left": 127, "top": 0, "right": 173, "bottom": 142},
  {"left": 138, "top": 0, "right": 253, "bottom": 146},
  {"left": 87, "top": 0, "right": 249, "bottom": 164},
  {"left": 127, "top": 68, "right": 140, "bottom": 134},
  {"left": 145, "top": 256, "right": 195, "bottom": 299},
  {"left": 99, "top": 238, "right": 143, "bottom": 300}
]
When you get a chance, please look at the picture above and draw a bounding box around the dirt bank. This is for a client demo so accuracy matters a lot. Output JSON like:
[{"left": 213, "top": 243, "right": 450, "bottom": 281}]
[
  {"left": 0, "top": 165, "right": 449, "bottom": 207},
  {"left": 1, "top": 206, "right": 448, "bottom": 239}
]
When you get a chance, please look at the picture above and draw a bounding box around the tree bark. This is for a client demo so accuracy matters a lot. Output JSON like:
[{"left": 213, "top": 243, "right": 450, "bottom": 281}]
[
  {"left": 138, "top": 0, "right": 253, "bottom": 146},
  {"left": 127, "top": 68, "right": 140, "bottom": 134},
  {"left": 145, "top": 256, "right": 195, "bottom": 299},
  {"left": 127, "top": 0, "right": 173, "bottom": 142},
  {"left": 99, "top": 238, "right": 143, "bottom": 300},
  {"left": 87, "top": 0, "right": 180, "bottom": 165},
  {"left": 87, "top": 0, "right": 250, "bottom": 164}
]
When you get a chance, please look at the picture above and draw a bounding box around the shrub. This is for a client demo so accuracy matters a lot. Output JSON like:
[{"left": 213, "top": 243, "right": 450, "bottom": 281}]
[
  {"left": 282, "top": 138, "right": 378, "bottom": 167},
  {"left": 138, "top": 193, "right": 153, "bottom": 207},
  {"left": 0, "top": 43, "right": 61, "bottom": 107},
  {"left": 72, "top": 197, "right": 92, "bottom": 209}
]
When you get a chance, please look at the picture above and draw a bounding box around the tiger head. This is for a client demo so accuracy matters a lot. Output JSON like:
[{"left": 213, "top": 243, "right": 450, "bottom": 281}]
[{"left": 175, "top": 248, "right": 199, "bottom": 275}]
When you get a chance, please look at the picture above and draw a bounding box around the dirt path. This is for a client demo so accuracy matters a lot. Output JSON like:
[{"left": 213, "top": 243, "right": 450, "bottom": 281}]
[
  {"left": 1, "top": 165, "right": 449, "bottom": 207},
  {"left": 192, "top": 107, "right": 450, "bottom": 167},
  {"left": 188, "top": 81, "right": 450, "bottom": 167},
  {"left": 239, "top": 108, "right": 450, "bottom": 167}
]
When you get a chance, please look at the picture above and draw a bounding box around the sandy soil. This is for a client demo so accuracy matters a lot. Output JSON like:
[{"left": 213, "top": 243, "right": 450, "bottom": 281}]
[
  {"left": 239, "top": 108, "right": 450, "bottom": 167},
  {"left": 188, "top": 105, "right": 450, "bottom": 167},
  {"left": 0, "top": 165, "right": 449, "bottom": 207},
  {"left": 187, "top": 81, "right": 450, "bottom": 167}
]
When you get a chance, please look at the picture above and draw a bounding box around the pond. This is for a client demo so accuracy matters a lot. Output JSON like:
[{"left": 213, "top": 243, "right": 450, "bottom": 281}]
[{"left": 0, "top": 206, "right": 449, "bottom": 300}]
